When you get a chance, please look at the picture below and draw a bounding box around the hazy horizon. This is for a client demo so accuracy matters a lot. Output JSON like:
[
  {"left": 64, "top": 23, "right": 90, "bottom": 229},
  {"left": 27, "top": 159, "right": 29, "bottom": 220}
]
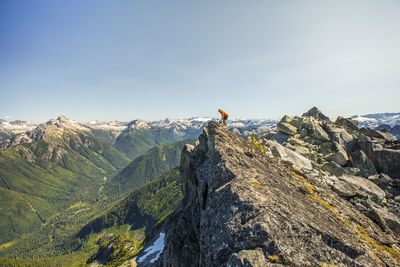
[{"left": 1, "top": 1, "right": 399, "bottom": 122}]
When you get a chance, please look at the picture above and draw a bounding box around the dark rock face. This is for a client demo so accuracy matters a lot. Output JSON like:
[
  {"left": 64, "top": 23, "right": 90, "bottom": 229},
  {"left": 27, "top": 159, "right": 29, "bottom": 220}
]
[
  {"left": 322, "top": 161, "right": 347, "bottom": 176},
  {"left": 158, "top": 121, "right": 400, "bottom": 266},
  {"left": 351, "top": 150, "right": 377, "bottom": 178},
  {"left": 355, "top": 140, "right": 400, "bottom": 179},
  {"left": 369, "top": 148, "right": 400, "bottom": 179},
  {"left": 389, "top": 125, "right": 400, "bottom": 140},
  {"left": 376, "top": 124, "right": 392, "bottom": 131}
]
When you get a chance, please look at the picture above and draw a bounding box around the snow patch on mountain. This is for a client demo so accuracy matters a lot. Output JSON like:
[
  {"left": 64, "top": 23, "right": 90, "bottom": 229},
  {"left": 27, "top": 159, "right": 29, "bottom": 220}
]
[
  {"left": 351, "top": 113, "right": 400, "bottom": 128},
  {"left": 137, "top": 232, "right": 165, "bottom": 264},
  {"left": 0, "top": 120, "right": 37, "bottom": 134}
]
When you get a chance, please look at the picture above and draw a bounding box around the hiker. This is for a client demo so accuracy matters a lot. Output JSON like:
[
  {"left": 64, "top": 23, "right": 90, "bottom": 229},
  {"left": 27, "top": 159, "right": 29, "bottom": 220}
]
[{"left": 218, "top": 109, "right": 228, "bottom": 126}]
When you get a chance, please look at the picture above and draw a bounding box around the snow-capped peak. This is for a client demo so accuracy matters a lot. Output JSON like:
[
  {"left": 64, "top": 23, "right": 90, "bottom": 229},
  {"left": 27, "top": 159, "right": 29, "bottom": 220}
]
[{"left": 351, "top": 112, "right": 400, "bottom": 128}]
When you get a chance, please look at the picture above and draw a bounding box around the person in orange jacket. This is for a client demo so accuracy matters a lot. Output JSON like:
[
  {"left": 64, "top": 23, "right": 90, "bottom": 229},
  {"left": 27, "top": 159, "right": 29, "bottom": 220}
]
[{"left": 218, "top": 109, "right": 228, "bottom": 126}]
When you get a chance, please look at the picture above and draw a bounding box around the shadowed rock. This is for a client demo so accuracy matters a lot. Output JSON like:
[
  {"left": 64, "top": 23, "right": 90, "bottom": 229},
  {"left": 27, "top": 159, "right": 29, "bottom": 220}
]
[
  {"left": 351, "top": 150, "right": 377, "bottom": 178},
  {"left": 335, "top": 116, "right": 359, "bottom": 132}
]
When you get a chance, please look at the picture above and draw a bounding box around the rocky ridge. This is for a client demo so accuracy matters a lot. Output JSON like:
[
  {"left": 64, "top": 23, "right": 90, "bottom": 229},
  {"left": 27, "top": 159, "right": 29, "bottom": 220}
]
[
  {"left": 266, "top": 107, "right": 400, "bottom": 182},
  {"left": 146, "top": 118, "right": 400, "bottom": 266},
  {"left": 261, "top": 108, "right": 400, "bottom": 240}
]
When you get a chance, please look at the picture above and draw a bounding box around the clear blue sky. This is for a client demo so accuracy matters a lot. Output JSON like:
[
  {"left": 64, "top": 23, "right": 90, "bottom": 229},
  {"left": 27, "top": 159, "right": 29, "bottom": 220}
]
[{"left": 1, "top": 0, "right": 399, "bottom": 122}]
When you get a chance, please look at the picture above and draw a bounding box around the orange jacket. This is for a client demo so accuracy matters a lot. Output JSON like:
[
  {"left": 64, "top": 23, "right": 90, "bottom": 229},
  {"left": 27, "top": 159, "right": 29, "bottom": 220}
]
[{"left": 219, "top": 110, "right": 228, "bottom": 118}]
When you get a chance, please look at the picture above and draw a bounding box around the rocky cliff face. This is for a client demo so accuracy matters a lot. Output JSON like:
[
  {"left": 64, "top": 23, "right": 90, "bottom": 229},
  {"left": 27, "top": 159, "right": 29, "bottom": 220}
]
[{"left": 154, "top": 120, "right": 400, "bottom": 266}]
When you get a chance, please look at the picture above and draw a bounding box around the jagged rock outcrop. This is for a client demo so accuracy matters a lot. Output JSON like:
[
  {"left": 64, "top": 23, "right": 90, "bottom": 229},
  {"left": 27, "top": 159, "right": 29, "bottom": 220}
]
[
  {"left": 302, "top": 106, "right": 330, "bottom": 121},
  {"left": 321, "top": 161, "right": 347, "bottom": 177},
  {"left": 324, "top": 141, "right": 349, "bottom": 166},
  {"left": 262, "top": 140, "right": 313, "bottom": 172},
  {"left": 335, "top": 116, "right": 359, "bottom": 132},
  {"left": 360, "top": 127, "right": 397, "bottom": 141},
  {"left": 271, "top": 107, "right": 400, "bottom": 185},
  {"left": 330, "top": 174, "right": 386, "bottom": 203},
  {"left": 157, "top": 121, "right": 400, "bottom": 266},
  {"left": 276, "top": 122, "right": 297, "bottom": 136}
]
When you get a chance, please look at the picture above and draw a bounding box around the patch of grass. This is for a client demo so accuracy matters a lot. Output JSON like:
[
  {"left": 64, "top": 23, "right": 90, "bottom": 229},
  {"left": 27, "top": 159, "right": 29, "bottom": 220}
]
[
  {"left": 383, "top": 245, "right": 400, "bottom": 261},
  {"left": 68, "top": 201, "right": 86, "bottom": 210},
  {"left": 288, "top": 167, "right": 315, "bottom": 194},
  {"left": 249, "top": 133, "right": 266, "bottom": 153},
  {"left": 267, "top": 255, "right": 280, "bottom": 263},
  {"left": 0, "top": 241, "right": 14, "bottom": 250},
  {"left": 250, "top": 179, "right": 264, "bottom": 190}
]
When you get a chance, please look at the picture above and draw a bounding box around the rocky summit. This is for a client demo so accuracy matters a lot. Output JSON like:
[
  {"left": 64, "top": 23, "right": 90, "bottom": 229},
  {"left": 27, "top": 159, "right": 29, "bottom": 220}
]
[{"left": 147, "top": 117, "right": 400, "bottom": 266}]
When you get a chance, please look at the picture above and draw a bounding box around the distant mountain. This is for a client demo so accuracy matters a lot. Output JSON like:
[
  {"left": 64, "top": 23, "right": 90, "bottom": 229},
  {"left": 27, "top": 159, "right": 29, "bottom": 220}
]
[
  {"left": 0, "top": 132, "right": 193, "bottom": 261},
  {"left": 109, "top": 139, "right": 196, "bottom": 195},
  {"left": 0, "top": 116, "right": 277, "bottom": 152},
  {"left": 0, "top": 118, "right": 130, "bottom": 251},
  {"left": 351, "top": 112, "right": 400, "bottom": 128},
  {"left": 351, "top": 112, "right": 400, "bottom": 139}
]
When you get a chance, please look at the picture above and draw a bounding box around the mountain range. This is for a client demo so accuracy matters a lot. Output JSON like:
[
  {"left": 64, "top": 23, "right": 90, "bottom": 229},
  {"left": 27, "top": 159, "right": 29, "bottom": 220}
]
[
  {"left": 0, "top": 110, "right": 399, "bottom": 266},
  {"left": 0, "top": 116, "right": 277, "bottom": 149},
  {"left": 351, "top": 112, "right": 400, "bottom": 128}
]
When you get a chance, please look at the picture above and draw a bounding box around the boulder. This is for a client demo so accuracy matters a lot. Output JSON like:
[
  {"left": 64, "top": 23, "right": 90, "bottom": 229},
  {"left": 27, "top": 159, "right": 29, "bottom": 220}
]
[
  {"left": 359, "top": 128, "right": 397, "bottom": 141},
  {"left": 277, "top": 122, "right": 297, "bottom": 136},
  {"left": 323, "top": 123, "right": 356, "bottom": 153},
  {"left": 288, "top": 116, "right": 303, "bottom": 129},
  {"left": 287, "top": 137, "right": 306, "bottom": 146},
  {"left": 355, "top": 139, "right": 374, "bottom": 158},
  {"left": 324, "top": 142, "right": 349, "bottom": 166},
  {"left": 344, "top": 167, "right": 361, "bottom": 176},
  {"left": 264, "top": 140, "right": 313, "bottom": 172},
  {"left": 332, "top": 175, "right": 386, "bottom": 203},
  {"left": 321, "top": 161, "right": 347, "bottom": 177},
  {"left": 279, "top": 115, "right": 293, "bottom": 124},
  {"left": 355, "top": 139, "right": 400, "bottom": 179},
  {"left": 334, "top": 116, "right": 359, "bottom": 132},
  {"left": 368, "top": 173, "right": 393, "bottom": 192},
  {"left": 350, "top": 150, "right": 377, "bottom": 178},
  {"left": 376, "top": 209, "right": 400, "bottom": 236},
  {"left": 313, "top": 124, "right": 330, "bottom": 141},
  {"left": 302, "top": 119, "right": 330, "bottom": 141},
  {"left": 302, "top": 107, "right": 330, "bottom": 122},
  {"left": 269, "top": 132, "right": 291, "bottom": 144},
  {"left": 370, "top": 148, "right": 400, "bottom": 179},
  {"left": 293, "top": 145, "right": 310, "bottom": 156},
  {"left": 361, "top": 201, "right": 400, "bottom": 236}
]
